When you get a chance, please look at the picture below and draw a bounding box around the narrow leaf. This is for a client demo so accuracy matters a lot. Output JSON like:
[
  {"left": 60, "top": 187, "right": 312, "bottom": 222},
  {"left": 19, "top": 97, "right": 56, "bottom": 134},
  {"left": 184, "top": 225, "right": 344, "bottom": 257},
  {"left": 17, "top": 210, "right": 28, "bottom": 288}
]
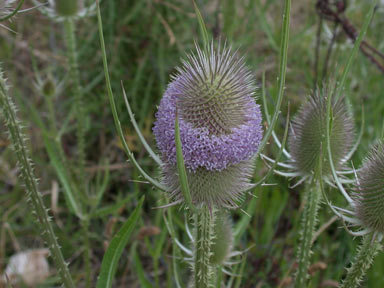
[
  {"left": 121, "top": 82, "right": 162, "bottom": 166},
  {"left": 256, "top": 0, "right": 291, "bottom": 157},
  {"left": 96, "top": 0, "right": 167, "bottom": 192},
  {"left": 175, "top": 111, "right": 196, "bottom": 212},
  {"left": 42, "top": 132, "right": 83, "bottom": 218},
  {"left": 192, "top": 0, "right": 210, "bottom": 47},
  {"left": 132, "top": 244, "right": 153, "bottom": 288},
  {"left": 96, "top": 196, "right": 144, "bottom": 288}
]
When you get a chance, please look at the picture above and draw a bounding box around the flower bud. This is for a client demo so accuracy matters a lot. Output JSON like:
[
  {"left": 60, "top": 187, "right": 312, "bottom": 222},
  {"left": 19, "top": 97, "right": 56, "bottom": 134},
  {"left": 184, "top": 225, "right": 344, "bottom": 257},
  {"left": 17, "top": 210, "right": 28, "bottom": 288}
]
[
  {"left": 288, "top": 89, "right": 355, "bottom": 176},
  {"left": 210, "top": 212, "right": 233, "bottom": 265},
  {"left": 54, "top": 0, "right": 83, "bottom": 17},
  {"left": 41, "top": 78, "right": 56, "bottom": 98},
  {"left": 153, "top": 43, "right": 263, "bottom": 207},
  {"left": 354, "top": 142, "right": 384, "bottom": 234}
]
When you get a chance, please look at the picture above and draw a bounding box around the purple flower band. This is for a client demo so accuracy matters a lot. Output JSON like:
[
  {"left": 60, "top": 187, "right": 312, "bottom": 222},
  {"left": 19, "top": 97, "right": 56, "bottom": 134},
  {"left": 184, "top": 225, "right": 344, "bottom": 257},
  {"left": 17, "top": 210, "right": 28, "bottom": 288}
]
[{"left": 153, "top": 79, "right": 263, "bottom": 171}]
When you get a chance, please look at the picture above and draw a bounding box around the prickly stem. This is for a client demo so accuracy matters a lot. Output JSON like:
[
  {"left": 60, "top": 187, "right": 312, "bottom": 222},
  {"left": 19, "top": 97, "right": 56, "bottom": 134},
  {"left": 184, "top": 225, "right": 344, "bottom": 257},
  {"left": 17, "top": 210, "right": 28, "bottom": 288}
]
[
  {"left": 294, "top": 179, "right": 321, "bottom": 288},
  {"left": 194, "top": 206, "right": 216, "bottom": 288},
  {"left": 339, "top": 235, "right": 382, "bottom": 288},
  {"left": 63, "top": 18, "right": 86, "bottom": 189},
  {"left": 0, "top": 67, "right": 75, "bottom": 287}
]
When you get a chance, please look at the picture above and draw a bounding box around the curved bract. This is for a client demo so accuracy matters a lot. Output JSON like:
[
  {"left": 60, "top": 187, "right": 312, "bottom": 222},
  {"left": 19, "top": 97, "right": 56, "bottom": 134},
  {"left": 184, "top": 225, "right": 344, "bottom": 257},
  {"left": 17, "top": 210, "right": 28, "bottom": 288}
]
[
  {"left": 153, "top": 43, "right": 263, "bottom": 207},
  {"left": 289, "top": 88, "right": 355, "bottom": 177},
  {"left": 354, "top": 142, "right": 384, "bottom": 234}
]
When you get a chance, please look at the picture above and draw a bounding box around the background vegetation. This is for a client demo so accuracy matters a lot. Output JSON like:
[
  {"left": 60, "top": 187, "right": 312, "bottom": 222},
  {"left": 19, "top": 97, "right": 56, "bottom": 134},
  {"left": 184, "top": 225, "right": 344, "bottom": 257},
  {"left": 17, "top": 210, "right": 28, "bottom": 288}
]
[{"left": 0, "top": 0, "right": 383, "bottom": 287}]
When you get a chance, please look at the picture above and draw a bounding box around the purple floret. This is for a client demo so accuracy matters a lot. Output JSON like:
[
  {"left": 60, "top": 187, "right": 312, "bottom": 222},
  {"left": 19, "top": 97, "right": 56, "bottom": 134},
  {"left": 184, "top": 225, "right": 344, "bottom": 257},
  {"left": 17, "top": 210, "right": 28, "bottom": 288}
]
[{"left": 153, "top": 80, "right": 263, "bottom": 171}]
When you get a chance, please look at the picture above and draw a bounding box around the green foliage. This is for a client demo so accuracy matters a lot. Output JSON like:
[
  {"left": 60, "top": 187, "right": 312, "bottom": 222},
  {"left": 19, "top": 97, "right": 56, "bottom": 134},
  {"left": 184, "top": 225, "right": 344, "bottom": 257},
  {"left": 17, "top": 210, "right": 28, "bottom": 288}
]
[
  {"left": 96, "top": 196, "right": 144, "bottom": 288},
  {"left": 0, "top": 0, "right": 384, "bottom": 287}
]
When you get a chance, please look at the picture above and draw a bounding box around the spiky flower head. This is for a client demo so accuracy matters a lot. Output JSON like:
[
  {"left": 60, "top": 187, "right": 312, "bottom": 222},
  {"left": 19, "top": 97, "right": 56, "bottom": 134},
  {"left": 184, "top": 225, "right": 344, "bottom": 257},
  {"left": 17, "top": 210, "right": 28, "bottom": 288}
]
[
  {"left": 353, "top": 142, "right": 384, "bottom": 234},
  {"left": 153, "top": 43, "right": 263, "bottom": 207},
  {"left": 32, "top": 0, "right": 96, "bottom": 21},
  {"left": 288, "top": 87, "right": 355, "bottom": 177}
]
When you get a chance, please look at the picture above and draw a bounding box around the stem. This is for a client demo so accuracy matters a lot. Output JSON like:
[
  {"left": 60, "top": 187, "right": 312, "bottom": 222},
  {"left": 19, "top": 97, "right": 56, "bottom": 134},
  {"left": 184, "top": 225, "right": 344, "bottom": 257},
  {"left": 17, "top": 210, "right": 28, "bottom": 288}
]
[
  {"left": 340, "top": 234, "right": 382, "bottom": 288},
  {"left": 0, "top": 69, "right": 75, "bottom": 287},
  {"left": 313, "top": 14, "right": 322, "bottom": 90},
  {"left": 63, "top": 18, "right": 86, "bottom": 187},
  {"left": 63, "top": 19, "right": 91, "bottom": 288},
  {"left": 194, "top": 206, "right": 216, "bottom": 288},
  {"left": 45, "top": 93, "right": 58, "bottom": 134},
  {"left": 294, "top": 179, "right": 321, "bottom": 288},
  {"left": 81, "top": 219, "right": 92, "bottom": 288}
]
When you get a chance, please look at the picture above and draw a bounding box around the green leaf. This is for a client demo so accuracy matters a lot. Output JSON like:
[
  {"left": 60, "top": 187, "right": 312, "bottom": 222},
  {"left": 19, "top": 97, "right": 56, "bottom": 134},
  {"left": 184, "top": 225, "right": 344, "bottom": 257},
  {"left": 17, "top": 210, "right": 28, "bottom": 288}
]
[
  {"left": 255, "top": 0, "right": 291, "bottom": 157},
  {"left": 96, "top": 0, "right": 167, "bottom": 192},
  {"left": 96, "top": 196, "right": 144, "bottom": 288},
  {"left": 42, "top": 132, "right": 83, "bottom": 219},
  {"left": 163, "top": 208, "right": 184, "bottom": 288},
  {"left": 192, "top": 0, "right": 210, "bottom": 48},
  {"left": 121, "top": 82, "right": 162, "bottom": 166},
  {"left": 175, "top": 111, "right": 196, "bottom": 212},
  {"left": 132, "top": 243, "right": 153, "bottom": 288}
]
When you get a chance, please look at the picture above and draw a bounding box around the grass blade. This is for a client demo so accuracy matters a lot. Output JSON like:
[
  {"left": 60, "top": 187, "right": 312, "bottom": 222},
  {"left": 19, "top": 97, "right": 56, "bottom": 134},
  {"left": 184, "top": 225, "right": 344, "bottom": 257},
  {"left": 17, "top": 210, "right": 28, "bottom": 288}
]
[{"left": 96, "top": 196, "right": 144, "bottom": 288}]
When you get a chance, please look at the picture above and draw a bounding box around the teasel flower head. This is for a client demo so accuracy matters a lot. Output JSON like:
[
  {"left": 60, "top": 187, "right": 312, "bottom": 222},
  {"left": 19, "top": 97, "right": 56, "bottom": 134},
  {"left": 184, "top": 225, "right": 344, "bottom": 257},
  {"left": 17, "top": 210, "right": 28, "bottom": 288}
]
[
  {"left": 288, "top": 87, "right": 355, "bottom": 177},
  {"left": 32, "top": 0, "right": 97, "bottom": 21},
  {"left": 353, "top": 142, "right": 384, "bottom": 235},
  {"left": 326, "top": 142, "right": 384, "bottom": 240},
  {"left": 153, "top": 43, "right": 263, "bottom": 208},
  {"left": 261, "top": 86, "right": 357, "bottom": 188}
]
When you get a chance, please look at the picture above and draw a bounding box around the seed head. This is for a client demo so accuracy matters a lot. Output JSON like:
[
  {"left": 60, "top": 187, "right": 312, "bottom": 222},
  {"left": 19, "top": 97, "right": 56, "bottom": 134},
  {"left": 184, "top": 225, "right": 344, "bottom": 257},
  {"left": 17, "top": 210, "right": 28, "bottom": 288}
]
[
  {"left": 353, "top": 142, "right": 384, "bottom": 234},
  {"left": 153, "top": 43, "right": 263, "bottom": 207},
  {"left": 288, "top": 88, "right": 355, "bottom": 177}
]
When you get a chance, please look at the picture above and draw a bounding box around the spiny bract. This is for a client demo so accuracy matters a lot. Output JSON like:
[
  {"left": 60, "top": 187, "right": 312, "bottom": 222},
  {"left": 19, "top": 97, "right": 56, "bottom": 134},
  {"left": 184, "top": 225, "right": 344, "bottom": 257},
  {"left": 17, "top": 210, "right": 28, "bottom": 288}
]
[
  {"left": 153, "top": 43, "right": 263, "bottom": 207},
  {"left": 353, "top": 142, "right": 384, "bottom": 234},
  {"left": 288, "top": 88, "right": 355, "bottom": 177}
]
